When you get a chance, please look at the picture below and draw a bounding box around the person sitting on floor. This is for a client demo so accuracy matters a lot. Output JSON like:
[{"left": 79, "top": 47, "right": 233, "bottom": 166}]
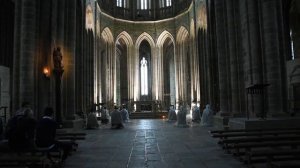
[
  {"left": 35, "top": 107, "right": 73, "bottom": 161},
  {"left": 111, "top": 106, "right": 124, "bottom": 129}
]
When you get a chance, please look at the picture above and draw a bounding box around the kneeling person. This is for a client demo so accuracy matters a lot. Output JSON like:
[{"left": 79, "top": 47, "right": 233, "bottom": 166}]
[{"left": 111, "top": 106, "right": 124, "bottom": 129}]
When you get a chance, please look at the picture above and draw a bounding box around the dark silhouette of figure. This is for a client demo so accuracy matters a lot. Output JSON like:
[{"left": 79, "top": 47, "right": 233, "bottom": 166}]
[
  {"left": 36, "top": 107, "right": 72, "bottom": 161},
  {"left": 111, "top": 106, "right": 124, "bottom": 129},
  {"left": 53, "top": 47, "right": 63, "bottom": 70},
  {"left": 6, "top": 108, "right": 36, "bottom": 151}
]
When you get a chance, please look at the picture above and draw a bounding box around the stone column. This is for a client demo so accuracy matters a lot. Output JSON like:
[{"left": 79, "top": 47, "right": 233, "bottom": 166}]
[
  {"left": 19, "top": 0, "right": 37, "bottom": 108},
  {"left": 13, "top": 0, "right": 22, "bottom": 112},
  {"left": 214, "top": 0, "right": 229, "bottom": 115},
  {"left": 226, "top": 0, "right": 240, "bottom": 115},
  {"left": 261, "top": 0, "right": 283, "bottom": 115},
  {"left": 63, "top": 0, "right": 76, "bottom": 119}
]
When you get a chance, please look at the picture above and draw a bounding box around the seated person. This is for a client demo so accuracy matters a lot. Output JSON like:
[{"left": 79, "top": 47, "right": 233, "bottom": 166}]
[
  {"left": 0, "top": 118, "right": 3, "bottom": 140},
  {"left": 36, "top": 107, "right": 73, "bottom": 161},
  {"left": 100, "top": 107, "right": 109, "bottom": 124},
  {"left": 110, "top": 106, "right": 124, "bottom": 129},
  {"left": 168, "top": 105, "right": 177, "bottom": 121},
  {"left": 200, "top": 104, "right": 213, "bottom": 127},
  {"left": 120, "top": 106, "right": 129, "bottom": 122},
  {"left": 6, "top": 108, "right": 36, "bottom": 151}
]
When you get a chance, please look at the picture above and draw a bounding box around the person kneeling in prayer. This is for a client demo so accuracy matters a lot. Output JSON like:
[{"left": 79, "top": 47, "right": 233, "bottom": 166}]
[{"left": 111, "top": 106, "right": 124, "bottom": 129}]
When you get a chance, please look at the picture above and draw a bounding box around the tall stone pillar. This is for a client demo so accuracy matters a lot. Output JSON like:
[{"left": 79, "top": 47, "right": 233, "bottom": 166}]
[
  {"left": 226, "top": 0, "right": 240, "bottom": 115},
  {"left": 13, "top": 0, "right": 22, "bottom": 112},
  {"left": 214, "top": 0, "right": 229, "bottom": 115},
  {"left": 240, "top": 0, "right": 263, "bottom": 117},
  {"left": 63, "top": 0, "right": 76, "bottom": 119},
  {"left": 261, "top": 0, "right": 284, "bottom": 115},
  {"left": 19, "top": 0, "right": 36, "bottom": 108}
]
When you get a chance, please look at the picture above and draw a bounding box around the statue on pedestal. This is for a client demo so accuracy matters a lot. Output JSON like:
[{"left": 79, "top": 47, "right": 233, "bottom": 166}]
[{"left": 53, "top": 47, "right": 63, "bottom": 70}]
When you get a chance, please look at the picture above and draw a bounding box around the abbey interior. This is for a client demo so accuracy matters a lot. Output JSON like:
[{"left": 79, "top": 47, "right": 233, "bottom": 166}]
[{"left": 1, "top": 0, "right": 300, "bottom": 167}]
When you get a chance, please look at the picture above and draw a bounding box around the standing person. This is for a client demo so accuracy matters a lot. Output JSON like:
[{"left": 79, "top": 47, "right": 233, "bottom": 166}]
[
  {"left": 110, "top": 106, "right": 124, "bottom": 129},
  {"left": 36, "top": 107, "right": 72, "bottom": 161},
  {"left": 120, "top": 106, "right": 129, "bottom": 123},
  {"left": 6, "top": 108, "right": 36, "bottom": 151}
]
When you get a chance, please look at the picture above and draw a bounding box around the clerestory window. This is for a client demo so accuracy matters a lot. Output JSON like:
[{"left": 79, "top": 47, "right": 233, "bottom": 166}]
[{"left": 140, "top": 0, "right": 148, "bottom": 9}]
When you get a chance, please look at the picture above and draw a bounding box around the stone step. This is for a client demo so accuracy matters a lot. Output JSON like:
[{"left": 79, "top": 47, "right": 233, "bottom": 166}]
[{"left": 130, "top": 112, "right": 168, "bottom": 119}]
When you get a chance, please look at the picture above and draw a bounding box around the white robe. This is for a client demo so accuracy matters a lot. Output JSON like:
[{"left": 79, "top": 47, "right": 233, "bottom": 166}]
[
  {"left": 111, "top": 110, "right": 123, "bottom": 125},
  {"left": 200, "top": 105, "right": 213, "bottom": 126},
  {"left": 86, "top": 112, "right": 99, "bottom": 128},
  {"left": 120, "top": 109, "right": 129, "bottom": 122},
  {"left": 168, "top": 108, "right": 177, "bottom": 121},
  {"left": 192, "top": 106, "right": 201, "bottom": 121}
]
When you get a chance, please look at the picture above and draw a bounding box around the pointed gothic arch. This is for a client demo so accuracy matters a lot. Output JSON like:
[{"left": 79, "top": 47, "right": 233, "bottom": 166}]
[
  {"left": 157, "top": 30, "right": 176, "bottom": 108},
  {"left": 176, "top": 26, "right": 190, "bottom": 106},
  {"left": 115, "top": 31, "right": 134, "bottom": 106},
  {"left": 134, "top": 32, "right": 155, "bottom": 101},
  {"left": 101, "top": 27, "right": 115, "bottom": 108}
]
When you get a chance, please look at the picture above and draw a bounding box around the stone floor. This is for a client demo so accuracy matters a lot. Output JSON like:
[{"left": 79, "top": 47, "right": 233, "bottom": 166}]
[{"left": 64, "top": 119, "right": 247, "bottom": 168}]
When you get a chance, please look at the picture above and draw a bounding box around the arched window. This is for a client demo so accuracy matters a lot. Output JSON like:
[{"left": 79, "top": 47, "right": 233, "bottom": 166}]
[
  {"left": 166, "top": 0, "right": 171, "bottom": 7},
  {"left": 140, "top": 0, "right": 148, "bottom": 9},
  {"left": 140, "top": 57, "right": 148, "bottom": 95},
  {"left": 117, "top": 0, "right": 122, "bottom": 7},
  {"left": 291, "top": 30, "right": 295, "bottom": 60}
]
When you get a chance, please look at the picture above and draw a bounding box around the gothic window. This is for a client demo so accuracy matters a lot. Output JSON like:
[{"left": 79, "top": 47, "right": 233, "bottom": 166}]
[
  {"left": 291, "top": 30, "right": 295, "bottom": 60},
  {"left": 117, "top": 0, "right": 122, "bottom": 7},
  {"left": 160, "top": 0, "right": 171, "bottom": 7},
  {"left": 141, "top": 57, "right": 148, "bottom": 95},
  {"left": 166, "top": 0, "right": 171, "bottom": 7},
  {"left": 140, "top": 0, "right": 148, "bottom": 9}
]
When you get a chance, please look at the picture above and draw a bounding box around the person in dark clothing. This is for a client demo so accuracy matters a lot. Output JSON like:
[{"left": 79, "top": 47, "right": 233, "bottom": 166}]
[
  {"left": 6, "top": 108, "right": 36, "bottom": 151},
  {"left": 36, "top": 107, "right": 72, "bottom": 161},
  {"left": 0, "top": 118, "right": 3, "bottom": 140}
]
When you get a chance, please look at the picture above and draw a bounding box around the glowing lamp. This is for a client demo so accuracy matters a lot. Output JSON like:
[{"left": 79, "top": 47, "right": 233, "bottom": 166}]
[{"left": 43, "top": 67, "right": 50, "bottom": 78}]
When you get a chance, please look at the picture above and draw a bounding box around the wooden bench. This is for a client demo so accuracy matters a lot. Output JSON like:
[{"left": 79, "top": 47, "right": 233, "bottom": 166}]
[
  {"left": 210, "top": 127, "right": 300, "bottom": 135},
  {"left": 245, "top": 148, "right": 300, "bottom": 165},
  {"left": 232, "top": 140, "right": 300, "bottom": 156},
  {"left": 269, "top": 161, "right": 300, "bottom": 168}
]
